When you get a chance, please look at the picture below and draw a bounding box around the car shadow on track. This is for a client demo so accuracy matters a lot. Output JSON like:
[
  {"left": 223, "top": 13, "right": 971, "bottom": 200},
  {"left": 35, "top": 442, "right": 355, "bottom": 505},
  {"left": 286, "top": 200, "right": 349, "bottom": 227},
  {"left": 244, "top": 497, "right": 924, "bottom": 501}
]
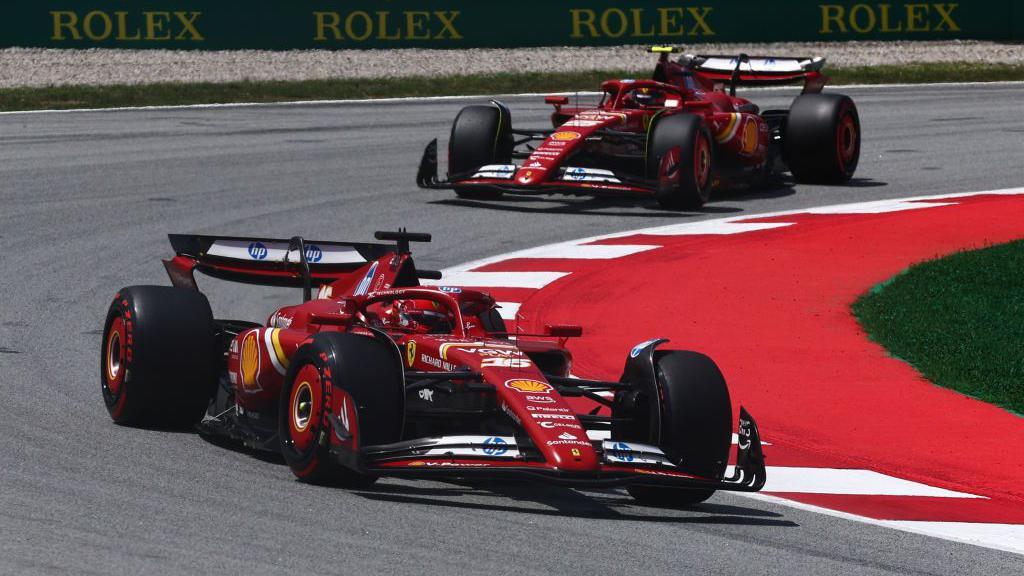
[
  {"left": 430, "top": 182, "right": 800, "bottom": 217},
  {"left": 352, "top": 480, "right": 797, "bottom": 527},
  {"left": 431, "top": 195, "right": 720, "bottom": 217},
  {"left": 838, "top": 177, "right": 888, "bottom": 188}
]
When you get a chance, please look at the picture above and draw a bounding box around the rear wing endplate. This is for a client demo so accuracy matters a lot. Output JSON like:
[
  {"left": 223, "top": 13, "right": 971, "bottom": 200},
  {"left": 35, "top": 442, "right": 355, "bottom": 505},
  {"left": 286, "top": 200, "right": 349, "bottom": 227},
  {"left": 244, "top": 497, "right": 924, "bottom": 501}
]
[
  {"left": 164, "top": 233, "right": 397, "bottom": 294},
  {"left": 650, "top": 47, "right": 827, "bottom": 93}
]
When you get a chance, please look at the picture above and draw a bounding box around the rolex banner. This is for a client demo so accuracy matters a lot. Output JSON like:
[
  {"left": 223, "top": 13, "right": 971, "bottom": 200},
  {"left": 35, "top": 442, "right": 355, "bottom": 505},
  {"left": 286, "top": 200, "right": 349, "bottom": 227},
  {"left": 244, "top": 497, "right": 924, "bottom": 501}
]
[{"left": 3, "top": 1, "right": 1019, "bottom": 50}]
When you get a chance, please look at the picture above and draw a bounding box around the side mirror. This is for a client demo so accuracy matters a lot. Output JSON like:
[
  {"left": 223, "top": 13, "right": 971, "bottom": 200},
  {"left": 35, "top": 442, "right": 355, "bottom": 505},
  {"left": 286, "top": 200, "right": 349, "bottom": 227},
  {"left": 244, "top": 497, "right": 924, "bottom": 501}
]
[
  {"left": 545, "top": 324, "right": 582, "bottom": 338},
  {"left": 545, "top": 95, "right": 570, "bottom": 107}
]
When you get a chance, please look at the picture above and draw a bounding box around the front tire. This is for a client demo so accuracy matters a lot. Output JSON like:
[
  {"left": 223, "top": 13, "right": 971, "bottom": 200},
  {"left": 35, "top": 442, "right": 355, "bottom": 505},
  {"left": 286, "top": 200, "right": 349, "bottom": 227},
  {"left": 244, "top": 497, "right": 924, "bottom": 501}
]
[
  {"left": 100, "top": 286, "right": 218, "bottom": 426},
  {"left": 619, "top": 351, "right": 732, "bottom": 506},
  {"left": 279, "top": 333, "right": 404, "bottom": 486},
  {"left": 449, "top": 103, "right": 513, "bottom": 200},
  {"left": 646, "top": 114, "right": 714, "bottom": 210},
  {"left": 784, "top": 93, "right": 860, "bottom": 183}
]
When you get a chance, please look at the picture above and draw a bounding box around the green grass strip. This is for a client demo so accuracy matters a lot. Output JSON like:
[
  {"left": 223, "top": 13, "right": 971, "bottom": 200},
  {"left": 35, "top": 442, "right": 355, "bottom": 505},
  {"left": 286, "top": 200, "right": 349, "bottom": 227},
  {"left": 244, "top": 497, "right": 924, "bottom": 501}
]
[
  {"left": 1, "top": 62, "right": 1023, "bottom": 112},
  {"left": 852, "top": 240, "right": 1024, "bottom": 415}
]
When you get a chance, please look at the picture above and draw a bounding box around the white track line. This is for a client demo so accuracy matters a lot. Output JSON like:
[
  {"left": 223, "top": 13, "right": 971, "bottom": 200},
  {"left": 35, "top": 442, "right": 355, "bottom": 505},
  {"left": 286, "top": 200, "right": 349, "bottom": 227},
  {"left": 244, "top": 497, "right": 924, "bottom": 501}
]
[
  {"left": 879, "top": 522, "right": 1024, "bottom": 556},
  {"left": 746, "top": 492, "right": 1024, "bottom": 556}
]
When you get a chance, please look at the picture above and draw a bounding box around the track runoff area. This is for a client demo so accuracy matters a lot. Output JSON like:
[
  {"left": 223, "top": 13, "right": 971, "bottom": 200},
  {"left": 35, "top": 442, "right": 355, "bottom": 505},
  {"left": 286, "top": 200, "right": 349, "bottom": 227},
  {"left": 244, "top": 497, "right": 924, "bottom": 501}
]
[{"left": 426, "top": 188, "right": 1024, "bottom": 555}]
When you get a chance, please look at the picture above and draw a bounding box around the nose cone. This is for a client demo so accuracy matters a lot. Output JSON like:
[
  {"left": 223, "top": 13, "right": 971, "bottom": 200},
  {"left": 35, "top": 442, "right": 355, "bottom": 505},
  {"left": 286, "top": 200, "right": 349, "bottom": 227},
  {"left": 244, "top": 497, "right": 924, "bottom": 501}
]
[
  {"left": 543, "top": 433, "right": 600, "bottom": 471},
  {"left": 514, "top": 167, "right": 545, "bottom": 186}
]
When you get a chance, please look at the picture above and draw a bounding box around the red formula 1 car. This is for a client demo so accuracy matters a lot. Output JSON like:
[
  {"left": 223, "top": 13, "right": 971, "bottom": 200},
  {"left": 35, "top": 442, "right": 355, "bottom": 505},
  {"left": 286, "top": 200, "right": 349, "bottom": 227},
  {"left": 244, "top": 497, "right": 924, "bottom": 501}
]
[
  {"left": 100, "top": 230, "right": 765, "bottom": 505},
  {"left": 418, "top": 46, "right": 860, "bottom": 209}
]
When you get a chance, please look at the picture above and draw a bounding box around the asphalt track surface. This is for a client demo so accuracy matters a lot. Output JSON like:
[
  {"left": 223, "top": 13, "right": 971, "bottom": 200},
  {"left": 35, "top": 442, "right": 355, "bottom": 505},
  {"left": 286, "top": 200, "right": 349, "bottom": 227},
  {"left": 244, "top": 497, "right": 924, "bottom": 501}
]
[{"left": 1, "top": 84, "right": 1022, "bottom": 575}]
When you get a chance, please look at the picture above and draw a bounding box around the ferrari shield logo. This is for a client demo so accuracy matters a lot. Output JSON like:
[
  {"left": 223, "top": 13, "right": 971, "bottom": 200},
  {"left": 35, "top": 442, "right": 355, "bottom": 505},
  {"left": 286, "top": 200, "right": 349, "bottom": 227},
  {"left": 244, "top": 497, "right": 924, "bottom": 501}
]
[{"left": 406, "top": 340, "right": 417, "bottom": 367}]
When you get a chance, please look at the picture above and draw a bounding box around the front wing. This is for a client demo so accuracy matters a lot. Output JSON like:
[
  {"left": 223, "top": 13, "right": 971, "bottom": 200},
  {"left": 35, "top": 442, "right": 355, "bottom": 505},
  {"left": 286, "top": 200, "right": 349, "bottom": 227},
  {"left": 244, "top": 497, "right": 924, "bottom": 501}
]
[
  {"left": 416, "top": 139, "right": 658, "bottom": 198},
  {"left": 335, "top": 408, "right": 766, "bottom": 492}
]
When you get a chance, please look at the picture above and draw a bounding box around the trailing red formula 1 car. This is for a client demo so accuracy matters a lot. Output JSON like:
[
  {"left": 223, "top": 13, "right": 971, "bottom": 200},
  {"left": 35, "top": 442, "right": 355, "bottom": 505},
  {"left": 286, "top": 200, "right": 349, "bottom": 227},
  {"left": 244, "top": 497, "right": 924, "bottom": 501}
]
[
  {"left": 418, "top": 46, "right": 860, "bottom": 209},
  {"left": 100, "top": 230, "right": 765, "bottom": 505}
]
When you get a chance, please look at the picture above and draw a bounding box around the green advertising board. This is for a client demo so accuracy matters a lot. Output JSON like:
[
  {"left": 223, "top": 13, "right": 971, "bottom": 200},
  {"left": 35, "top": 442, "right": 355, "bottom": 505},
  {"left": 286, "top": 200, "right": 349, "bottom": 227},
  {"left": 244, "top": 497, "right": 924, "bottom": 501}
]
[{"left": 1, "top": 1, "right": 1019, "bottom": 50}]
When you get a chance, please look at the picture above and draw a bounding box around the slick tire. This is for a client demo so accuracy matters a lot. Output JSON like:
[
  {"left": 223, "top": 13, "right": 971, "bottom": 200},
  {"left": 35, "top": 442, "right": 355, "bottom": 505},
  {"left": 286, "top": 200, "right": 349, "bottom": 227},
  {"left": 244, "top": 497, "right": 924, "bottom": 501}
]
[
  {"left": 784, "top": 93, "right": 860, "bottom": 183},
  {"left": 646, "top": 113, "right": 714, "bottom": 210},
  {"left": 449, "top": 104, "right": 513, "bottom": 200},
  {"left": 625, "top": 351, "right": 732, "bottom": 507},
  {"left": 279, "top": 333, "right": 404, "bottom": 487},
  {"left": 101, "top": 286, "right": 218, "bottom": 427}
]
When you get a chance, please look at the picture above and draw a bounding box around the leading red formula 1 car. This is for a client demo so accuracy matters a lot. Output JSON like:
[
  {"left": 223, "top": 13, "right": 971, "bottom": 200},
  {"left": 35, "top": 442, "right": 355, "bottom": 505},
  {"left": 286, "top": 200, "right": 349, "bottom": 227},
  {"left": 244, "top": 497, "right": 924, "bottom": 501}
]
[
  {"left": 418, "top": 46, "right": 860, "bottom": 209},
  {"left": 100, "top": 231, "right": 765, "bottom": 505}
]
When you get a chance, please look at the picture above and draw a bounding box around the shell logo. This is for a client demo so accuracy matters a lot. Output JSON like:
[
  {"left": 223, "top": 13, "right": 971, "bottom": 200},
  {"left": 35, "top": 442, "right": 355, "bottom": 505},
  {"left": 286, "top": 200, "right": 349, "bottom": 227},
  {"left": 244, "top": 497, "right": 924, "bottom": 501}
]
[
  {"left": 550, "top": 131, "right": 581, "bottom": 142},
  {"left": 240, "top": 331, "right": 260, "bottom": 390},
  {"left": 504, "top": 378, "right": 553, "bottom": 394}
]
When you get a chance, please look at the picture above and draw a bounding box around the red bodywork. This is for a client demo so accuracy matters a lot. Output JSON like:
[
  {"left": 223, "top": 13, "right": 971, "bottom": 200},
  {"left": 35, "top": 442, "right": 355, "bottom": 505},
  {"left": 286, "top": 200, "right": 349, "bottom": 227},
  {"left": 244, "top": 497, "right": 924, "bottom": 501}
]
[
  {"left": 419, "top": 50, "right": 829, "bottom": 197},
  {"left": 162, "top": 233, "right": 765, "bottom": 489}
]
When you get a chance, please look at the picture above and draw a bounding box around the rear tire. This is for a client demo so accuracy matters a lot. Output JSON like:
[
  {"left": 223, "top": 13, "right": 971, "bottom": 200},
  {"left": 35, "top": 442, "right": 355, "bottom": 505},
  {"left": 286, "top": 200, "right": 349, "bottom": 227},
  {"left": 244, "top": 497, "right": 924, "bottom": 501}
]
[
  {"left": 449, "top": 104, "right": 513, "bottom": 200},
  {"left": 620, "top": 351, "right": 732, "bottom": 507},
  {"left": 100, "top": 286, "right": 218, "bottom": 426},
  {"left": 646, "top": 114, "right": 714, "bottom": 210},
  {"left": 784, "top": 93, "right": 860, "bottom": 183},
  {"left": 279, "top": 333, "right": 404, "bottom": 487}
]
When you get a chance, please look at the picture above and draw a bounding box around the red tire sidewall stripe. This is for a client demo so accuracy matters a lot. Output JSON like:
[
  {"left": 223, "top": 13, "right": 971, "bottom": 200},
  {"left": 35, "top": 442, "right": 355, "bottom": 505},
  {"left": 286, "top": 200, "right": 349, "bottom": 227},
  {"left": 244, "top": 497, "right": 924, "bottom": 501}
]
[
  {"left": 105, "top": 316, "right": 126, "bottom": 396},
  {"left": 836, "top": 105, "right": 858, "bottom": 174},
  {"left": 288, "top": 363, "right": 322, "bottom": 454},
  {"left": 694, "top": 131, "right": 711, "bottom": 190},
  {"left": 103, "top": 298, "right": 133, "bottom": 420}
]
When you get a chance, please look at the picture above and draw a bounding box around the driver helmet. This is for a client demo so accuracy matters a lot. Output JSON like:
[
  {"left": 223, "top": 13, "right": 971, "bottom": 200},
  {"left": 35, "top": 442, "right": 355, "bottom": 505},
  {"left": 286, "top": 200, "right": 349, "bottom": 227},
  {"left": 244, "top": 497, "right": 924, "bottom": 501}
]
[
  {"left": 381, "top": 299, "right": 452, "bottom": 334},
  {"left": 634, "top": 87, "right": 663, "bottom": 107}
]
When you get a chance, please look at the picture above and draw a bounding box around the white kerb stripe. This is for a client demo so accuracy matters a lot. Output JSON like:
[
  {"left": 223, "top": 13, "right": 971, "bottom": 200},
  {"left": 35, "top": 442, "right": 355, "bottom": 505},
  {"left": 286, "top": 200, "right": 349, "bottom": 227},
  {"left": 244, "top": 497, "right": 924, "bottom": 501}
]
[
  {"left": 806, "top": 199, "right": 958, "bottom": 214},
  {"left": 628, "top": 220, "right": 793, "bottom": 236},
  {"left": 737, "top": 467, "right": 984, "bottom": 498},
  {"left": 586, "top": 431, "right": 776, "bottom": 444},
  {"left": 510, "top": 244, "right": 660, "bottom": 260},
  {"left": 496, "top": 302, "right": 521, "bottom": 320},
  {"left": 428, "top": 271, "right": 568, "bottom": 289}
]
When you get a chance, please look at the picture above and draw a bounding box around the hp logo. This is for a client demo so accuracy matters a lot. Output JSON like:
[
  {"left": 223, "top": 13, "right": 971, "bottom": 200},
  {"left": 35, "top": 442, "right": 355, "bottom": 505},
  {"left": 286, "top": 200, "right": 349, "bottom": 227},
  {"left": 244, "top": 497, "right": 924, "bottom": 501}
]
[
  {"left": 481, "top": 437, "right": 508, "bottom": 456},
  {"left": 304, "top": 244, "right": 323, "bottom": 263},
  {"left": 247, "top": 242, "right": 268, "bottom": 260}
]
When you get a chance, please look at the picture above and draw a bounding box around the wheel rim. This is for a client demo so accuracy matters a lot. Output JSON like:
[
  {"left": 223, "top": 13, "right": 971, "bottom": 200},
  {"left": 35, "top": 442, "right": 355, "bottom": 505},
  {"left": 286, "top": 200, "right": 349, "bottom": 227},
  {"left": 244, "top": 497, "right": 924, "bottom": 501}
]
[
  {"left": 694, "top": 133, "right": 711, "bottom": 191},
  {"left": 836, "top": 113, "right": 858, "bottom": 173},
  {"left": 105, "top": 316, "right": 126, "bottom": 396},
  {"left": 288, "top": 364, "right": 322, "bottom": 453}
]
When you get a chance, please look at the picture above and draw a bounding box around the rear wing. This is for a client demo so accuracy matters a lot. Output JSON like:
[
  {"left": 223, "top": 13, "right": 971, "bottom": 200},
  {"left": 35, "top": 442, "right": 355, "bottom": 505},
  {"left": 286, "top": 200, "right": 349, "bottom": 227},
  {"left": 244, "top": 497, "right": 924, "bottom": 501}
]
[
  {"left": 650, "top": 46, "right": 827, "bottom": 94},
  {"left": 163, "top": 231, "right": 435, "bottom": 300}
]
